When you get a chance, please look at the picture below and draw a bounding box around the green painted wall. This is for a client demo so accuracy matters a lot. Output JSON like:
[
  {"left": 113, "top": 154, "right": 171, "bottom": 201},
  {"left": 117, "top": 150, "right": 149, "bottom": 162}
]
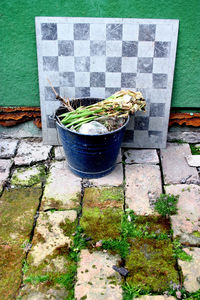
[{"left": 0, "top": 0, "right": 200, "bottom": 109}]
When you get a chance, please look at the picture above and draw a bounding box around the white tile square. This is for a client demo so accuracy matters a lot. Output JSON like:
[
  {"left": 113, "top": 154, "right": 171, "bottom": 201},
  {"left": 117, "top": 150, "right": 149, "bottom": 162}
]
[
  {"left": 74, "top": 40, "right": 90, "bottom": 56},
  {"left": 153, "top": 58, "right": 169, "bottom": 73},
  {"left": 106, "top": 73, "right": 121, "bottom": 87},
  {"left": 90, "top": 23, "right": 106, "bottom": 40},
  {"left": 57, "top": 23, "right": 74, "bottom": 40},
  {"left": 90, "top": 87, "right": 105, "bottom": 98},
  {"left": 75, "top": 72, "right": 90, "bottom": 87},
  {"left": 138, "top": 42, "right": 154, "bottom": 57},
  {"left": 136, "top": 73, "right": 152, "bottom": 88},
  {"left": 43, "top": 72, "right": 60, "bottom": 86},
  {"left": 60, "top": 86, "right": 75, "bottom": 98},
  {"left": 123, "top": 24, "right": 139, "bottom": 40},
  {"left": 151, "top": 89, "right": 169, "bottom": 103},
  {"left": 122, "top": 57, "right": 137, "bottom": 72},
  {"left": 42, "top": 41, "right": 58, "bottom": 56},
  {"left": 90, "top": 56, "right": 106, "bottom": 72},
  {"left": 155, "top": 24, "right": 172, "bottom": 41},
  {"left": 149, "top": 117, "right": 164, "bottom": 130},
  {"left": 106, "top": 41, "right": 122, "bottom": 57},
  {"left": 58, "top": 56, "right": 74, "bottom": 72}
]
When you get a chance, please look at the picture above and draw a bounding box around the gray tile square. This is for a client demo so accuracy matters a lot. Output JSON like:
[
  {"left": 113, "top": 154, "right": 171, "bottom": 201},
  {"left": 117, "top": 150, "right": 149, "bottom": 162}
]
[
  {"left": 137, "top": 58, "right": 153, "bottom": 73},
  {"left": 122, "top": 41, "right": 138, "bottom": 57},
  {"left": 106, "top": 57, "right": 121, "bottom": 72},
  {"left": 150, "top": 103, "right": 165, "bottom": 117},
  {"left": 105, "top": 87, "right": 121, "bottom": 98},
  {"left": 106, "top": 24, "right": 123, "bottom": 40},
  {"left": 45, "top": 87, "right": 59, "bottom": 101},
  {"left": 149, "top": 117, "right": 164, "bottom": 131},
  {"left": 90, "top": 72, "right": 105, "bottom": 87},
  {"left": 41, "top": 23, "right": 57, "bottom": 40},
  {"left": 134, "top": 116, "right": 149, "bottom": 130},
  {"left": 58, "top": 40, "right": 74, "bottom": 56},
  {"left": 153, "top": 73, "right": 168, "bottom": 89},
  {"left": 121, "top": 73, "right": 136, "bottom": 88},
  {"left": 74, "top": 23, "right": 90, "bottom": 40},
  {"left": 59, "top": 72, "right": 75, "bottom": 87},
  {"left": 43, "top": 56, "right": 58, "bottom": 71},
  {"left": 75, "top": 87, "right": 90, "bottom": 97},
  {"left": 148, "top": 131, "right": 163, "bottom": 145},
  {"left": 75, "top": 57, "right": 90, "bottom": 72},
  {"left": 154, "top": 42, "right": 171, "bottom": 57},
  {"left": 90, "top": 41, "right": 106, "bottom": 56},
  {"left": 139, "top": 24, "right": 156, "bottom": 41}
]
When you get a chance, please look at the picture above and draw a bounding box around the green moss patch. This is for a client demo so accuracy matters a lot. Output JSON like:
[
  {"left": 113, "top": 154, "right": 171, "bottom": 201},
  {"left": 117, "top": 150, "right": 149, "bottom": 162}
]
[
  {"left": 80, "top": 207, "right": 122, "bottom": 242},
  {"left": 190, "top": 144, "right": 200, "bottom": 155},
  {"left": 11, "top": 165, "right": 46, "bottom": 187},
  {"left": 125, "top": 239, "right": 179, "bottom": 292},
  {"left": 0, "top": 187, "right": 42, "bottom": 245},
  {"left": 83, "top": 187, "right": 124, "bottom": 209},
  {"left": 0, "top": 244, "right": 24, "bottom": 299}
]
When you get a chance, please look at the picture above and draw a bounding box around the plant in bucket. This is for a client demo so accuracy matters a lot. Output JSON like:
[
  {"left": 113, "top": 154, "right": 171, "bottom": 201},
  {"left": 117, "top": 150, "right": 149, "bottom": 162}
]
[{"left": 54, "top": 90, "right": 146, "bottom": 178}]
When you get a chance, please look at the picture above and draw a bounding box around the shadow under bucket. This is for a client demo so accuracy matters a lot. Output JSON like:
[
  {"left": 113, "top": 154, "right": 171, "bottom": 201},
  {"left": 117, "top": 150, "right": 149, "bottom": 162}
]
[{"left": 55, "top": 98, "right": 129, "bottom": 179}]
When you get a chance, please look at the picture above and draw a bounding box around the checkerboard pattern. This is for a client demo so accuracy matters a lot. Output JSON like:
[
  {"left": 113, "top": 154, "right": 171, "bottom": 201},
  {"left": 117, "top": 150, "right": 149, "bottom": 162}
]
[{"left": 35, "top": 17, "right": 179, "bottom": 147}]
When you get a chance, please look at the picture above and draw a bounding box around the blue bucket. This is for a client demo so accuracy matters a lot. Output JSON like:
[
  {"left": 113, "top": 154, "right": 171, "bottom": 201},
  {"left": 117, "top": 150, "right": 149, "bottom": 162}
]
[{"left": 55, "top": 98, "right": 129, "bottom": 178}]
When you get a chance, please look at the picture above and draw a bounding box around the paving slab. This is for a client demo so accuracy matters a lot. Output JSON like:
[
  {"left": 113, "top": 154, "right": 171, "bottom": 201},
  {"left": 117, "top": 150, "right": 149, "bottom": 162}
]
[
  {"left": 88, "top": 163, "right": 123, "bottom": 187},
  {"left": 14, "top": 139, "right": 52, "bottom": 165},
  {"left": 75, "top": 249, "right": 122, "bottom": 300},
  {"left": 28, "top": 210, "right": 77, "bottom": 265},
  {"left": 125, "top": 164, "right": 162, "bottom": 215},
  {"left": 124, "top": 149, "right": 159, "bottom": 164},
  {"left": 185, "top": 155, "right": 200, "bottom": 167},
  {"left": 178, "top": 247, "right": 200, "bottom": 293},
  {"left": 54, "top": 146, "right": 65, "bottom": 160},
  {"left": 167, "top": 131, "right": 200, "bottom": 143},
  {"left": 11, "top": 165, "right": 46, "bottom": 187},
  {"left": 19, "top": 287, "right": 68, "bottom": 300},
  {"left": 0, "top": 159, "right": 13, "bottom": 191},
  {"left": 165, "top": 184, "right": 200, "bottom": 245},
  {"left": 0, "top": 139, "right": 19, "bottom": 158},
  {"left": 41, "top": 161, "right": 81, "bottom": 210},
  {"left": 161, "top": 143, "right": 199, "bottom": 184}
]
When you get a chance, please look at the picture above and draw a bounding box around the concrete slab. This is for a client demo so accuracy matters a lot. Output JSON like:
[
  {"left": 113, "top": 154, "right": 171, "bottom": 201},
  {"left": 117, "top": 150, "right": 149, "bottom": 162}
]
[
  {"left": 41, "top": 161, "right": 81, "bottom": 210},
  {"left": 0, "top": 159, "right": 13, "bottom": 191},
  {"left": 0, "top": 139, "right": 19, "bottom": 158},
  {"left": 166, "top": 184, "right": 200, "bottom": 245},
  {"left": 125, "top": 164, "right": 162, "bottom": 215},
  {"left": 167, "top": 132, "right": 200, "bottom": 144},
  {"left": 14, "top": 140, "right": 52, "bottom": 165},
  {"left": 124, "top": 149, "right": 159, "bottom": 164},
  {"left": 54, "top": 146, "right": 65, "bottom": 160},
  {"left": 178, "top": 248, "right": 200, "bottom": 293},
  {"left": 75, "top": 249, "right": 122, "bottom": 300},
  {"left": 185, "top": 155, "right": 200, "bottom": 167},
  {"left": 161, "top": 143, "right": 199, "bottom": 184}
]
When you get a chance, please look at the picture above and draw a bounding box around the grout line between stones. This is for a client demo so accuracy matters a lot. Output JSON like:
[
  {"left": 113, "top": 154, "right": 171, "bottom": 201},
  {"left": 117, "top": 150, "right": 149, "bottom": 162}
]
[{"left": 157, "top": 149, "right": 165, "bottom": 194}]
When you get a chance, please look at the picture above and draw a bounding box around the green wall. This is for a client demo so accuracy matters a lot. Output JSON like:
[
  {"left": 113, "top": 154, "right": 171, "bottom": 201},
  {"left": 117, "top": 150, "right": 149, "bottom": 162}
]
[{"left": 0, "top": 0, "right": 200, "bottom": 109}]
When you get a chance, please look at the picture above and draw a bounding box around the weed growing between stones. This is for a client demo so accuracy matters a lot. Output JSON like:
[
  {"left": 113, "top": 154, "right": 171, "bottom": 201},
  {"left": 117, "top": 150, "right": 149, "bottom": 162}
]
[
  {"left": 154, "top": 193, "right": 179, "bottom": 217},
  {"left": 122, "top": 282, "right": 150, "bottom": 299},
  {"left": 172, "top": 239, "right": 193, "bottom": 262},
  {"left": 190, "top": 144, "right": 200, "bottom": 155}
]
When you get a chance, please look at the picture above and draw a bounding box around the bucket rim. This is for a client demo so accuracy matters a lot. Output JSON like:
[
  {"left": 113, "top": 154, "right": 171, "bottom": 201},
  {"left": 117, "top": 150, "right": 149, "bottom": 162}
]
[{"left": 56, "top": 114, "right": 130, "bottom": 137}]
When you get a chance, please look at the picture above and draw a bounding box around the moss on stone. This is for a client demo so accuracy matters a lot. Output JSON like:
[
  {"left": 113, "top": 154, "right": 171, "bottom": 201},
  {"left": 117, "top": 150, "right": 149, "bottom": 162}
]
[
  {"left": 0, "top": 244, "right": 24, "bottom": 299},
  {"left": 192, "top": 231, "right": 200, "bottom": 238},
  {"left": 83, "top": 187, "right": 124, "bottom": 209},
  {"left": 11, "top": 165, "right": 46, "bottom": 187},
  {"left": 80, "top": 207, "right": 122, "bottom": 242},
  {"left": 125, "top": 238, "right": 179, "bottom": 292},
  {"left": 60, "top": 217, "right": 77, "bottom": 238},
  {"left": 0, "top": 187, "right": 41, "bottom": 245}
]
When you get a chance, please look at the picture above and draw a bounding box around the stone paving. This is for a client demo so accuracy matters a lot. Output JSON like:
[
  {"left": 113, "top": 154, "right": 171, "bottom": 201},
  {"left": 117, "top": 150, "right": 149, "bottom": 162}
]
[{"left": 0, "top": 137, "right": 200, "bottom": 299}]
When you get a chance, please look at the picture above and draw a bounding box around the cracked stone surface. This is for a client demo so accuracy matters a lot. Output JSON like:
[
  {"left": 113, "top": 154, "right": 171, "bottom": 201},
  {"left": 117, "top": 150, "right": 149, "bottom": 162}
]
[
  {"left": 166, "top": 184, "right": 200, "bottom": 245},
  {"left": 124, "top": 149, "right": 159, "bottom": 164},
  {"left": 0, "top": 139, "right": 19, "bottom": 158},
  {"left": 186, "top": 155, "right": 200, "bottom": 167},
  {"left": 11, "top": 165, "right": 45, "bottom": 187},
  {"left": 0, "top": 159, "right": 13, "bottom": 191},
  {"left": 75, "top": 249, "right": 122, "bottom": 300},
  {"left": 28, "top": 210, "right": 77, "bottom": 266},
  {"left": 14, "top": 140, "right": 52, "bottom": 165},
  {"left": 125, "top": 164, "right": 162, "bottom": 215},
  {"left": 41, "top": 161, "right": 81, "bottom": 210},
  {"left": 88, "top": 163, "right": 123, "bottom": 187},
  {"left": 161, "top": 143, "right": 199, "bottom": 184},
  {"left": 178, "top": 247, "right": 200, "bottom": 293}
]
